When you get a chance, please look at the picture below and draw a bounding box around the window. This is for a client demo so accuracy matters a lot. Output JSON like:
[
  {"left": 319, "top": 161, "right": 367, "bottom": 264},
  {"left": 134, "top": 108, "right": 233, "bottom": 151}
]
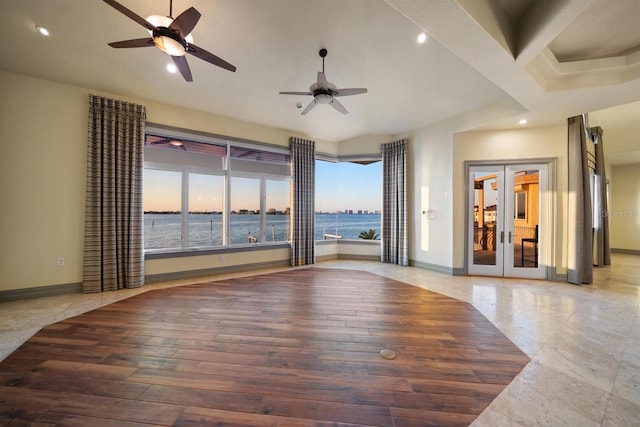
[
  {"left": 144, "top": 169, "right": 182, "bottom": 250},
  {"left": 143, "top": 127, "right": 291, "bottom": 252},
  {"left": 315, "top": 158, "right": 382, "bottom": 240},
  {"left": 266, "top": 179, "right": 291, "bottom": 243},
  {"left": 188, "top": 173, "right": 224, "bottom": 247},
  {"left": 230, "top": 176, "right": 260, "bottom": 245},
  {"left": 591, "top": 173, "right": 601, "bottom": 229},
  {"left": 514, "top": 192, "right": 526, "bottom": 220}
]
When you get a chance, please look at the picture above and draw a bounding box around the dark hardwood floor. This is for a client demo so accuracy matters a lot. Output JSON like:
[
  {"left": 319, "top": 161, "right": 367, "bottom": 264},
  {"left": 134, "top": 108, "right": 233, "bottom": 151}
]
[{"left": 0, "top": 268, "right": 529, "bottom": 426}]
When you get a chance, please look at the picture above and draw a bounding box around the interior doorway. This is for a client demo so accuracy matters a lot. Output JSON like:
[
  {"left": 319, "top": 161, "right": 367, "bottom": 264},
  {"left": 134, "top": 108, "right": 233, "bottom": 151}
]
[{"left": 466, "top": 162, "right": 550, "bottom": 279}]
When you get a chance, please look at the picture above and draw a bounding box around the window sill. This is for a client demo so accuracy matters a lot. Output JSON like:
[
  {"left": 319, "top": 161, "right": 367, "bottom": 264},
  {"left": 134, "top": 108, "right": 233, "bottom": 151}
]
[{"left": 316, "top": 239, "right": 381, "bottom": 245}]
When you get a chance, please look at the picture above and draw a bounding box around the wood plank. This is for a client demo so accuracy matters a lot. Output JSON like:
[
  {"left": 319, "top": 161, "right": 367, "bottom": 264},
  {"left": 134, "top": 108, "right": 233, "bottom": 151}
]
[
  {"left": 139, "top": 384, "right": 262, "bottom": 412},
  {"left": 126, "top": 368, "right": 238, "bottom": 391},
  {"left": 174, "top": 406, "right": 361, "bottom": 427},
  {"left": 0, "top": 267, "right": 529, "bottom": 426},
  {"left": 0, "top": 386, "right": 184, "bottom": 425},
  {"left": 0, "top": 370, "right": 149, "bottom": 399}
]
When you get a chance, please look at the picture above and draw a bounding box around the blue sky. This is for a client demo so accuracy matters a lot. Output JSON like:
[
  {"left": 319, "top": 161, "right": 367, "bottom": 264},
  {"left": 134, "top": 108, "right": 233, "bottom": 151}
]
[
  {"left": 315, "top": 160, "right": 381, "bottom": 212},
  {"left": 144, "top": 160, "right": 382, "bottom": 212}
]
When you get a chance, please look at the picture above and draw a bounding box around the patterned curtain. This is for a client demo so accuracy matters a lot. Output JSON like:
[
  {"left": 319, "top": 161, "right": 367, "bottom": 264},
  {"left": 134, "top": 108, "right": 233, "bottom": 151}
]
[
  {"left": 290, "top": 137, "right": 315, "bottom": 266},
  {"left": 567, "top": 115, "right": 593, "bottom": 284},
  {"left": 83, "top": 95, "right": 146, "bottom": 293},
  {"left": 591, "top": 126, "right": 611, "bottom": 266},
  {"left": 381, "top": 139, "right": 408, "bottom": 266}
]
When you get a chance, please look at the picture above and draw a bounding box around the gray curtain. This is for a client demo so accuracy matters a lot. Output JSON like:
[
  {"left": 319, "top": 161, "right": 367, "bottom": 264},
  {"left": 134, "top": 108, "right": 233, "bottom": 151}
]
[
  {"left": 381, "top": 139, "right": 408, "bottom": 266},
  {"left": 567, "top": 115, "right": 592, "bottom": 284},
  {"left": 83, "top": 95, "right": 146, "bottom": 293},
  {"left": 591, "top": 126, "right": 611, "bottom": 266},
  {"left": 290, "top": 137, "right": 315, "bottom": 266}
]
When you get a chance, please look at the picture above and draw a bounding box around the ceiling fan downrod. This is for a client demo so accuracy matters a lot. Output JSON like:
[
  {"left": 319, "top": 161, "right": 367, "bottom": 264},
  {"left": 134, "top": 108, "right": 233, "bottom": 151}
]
[{"left": 319, "top": 48, "right": 327, "bottom": 73}]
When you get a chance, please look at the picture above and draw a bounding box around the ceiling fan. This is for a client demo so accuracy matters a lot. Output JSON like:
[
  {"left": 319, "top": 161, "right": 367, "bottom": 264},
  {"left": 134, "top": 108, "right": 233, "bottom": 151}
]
[
  {"left": 280, "top": 49, "right": 367, "bottom": 115},
  {"left": 102, "top": 0, "right": 236, "bottom": 82}
]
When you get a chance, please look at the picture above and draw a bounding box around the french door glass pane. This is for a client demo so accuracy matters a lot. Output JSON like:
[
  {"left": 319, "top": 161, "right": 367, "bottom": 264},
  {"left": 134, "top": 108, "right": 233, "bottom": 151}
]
[
  {"left": 188, "top": 173, "right": 224, "bottom": 248},
  {"left": 473, "top": 171, "right": 499, "bottom": 266},
  {"left": 512, "top": 169, "right": 540, "bottom": 268},
  {"left": 143, "top": 169, "right": 182, "bottom": 250}
]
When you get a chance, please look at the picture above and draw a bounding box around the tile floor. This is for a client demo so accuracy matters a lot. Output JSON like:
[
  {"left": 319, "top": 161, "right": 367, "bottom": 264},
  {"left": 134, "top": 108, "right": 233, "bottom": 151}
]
[{"left": 1, "top": 254, "right": 639, "bottom": 426}]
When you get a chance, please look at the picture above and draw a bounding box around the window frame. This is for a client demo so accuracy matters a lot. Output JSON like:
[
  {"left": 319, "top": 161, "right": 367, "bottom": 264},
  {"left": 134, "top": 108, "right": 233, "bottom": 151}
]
[
  {"left": 143, "top": 124, "right": 291, "bottom": 254},
  {"left": 514, "top": 191, "right": 527, "bottom": 221},
  {"left": 314, "top": 153, "right": 383, "bottom": 242}
]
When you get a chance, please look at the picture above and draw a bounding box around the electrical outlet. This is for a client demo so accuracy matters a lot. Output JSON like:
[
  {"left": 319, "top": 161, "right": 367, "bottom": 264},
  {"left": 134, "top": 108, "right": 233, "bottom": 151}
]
[
  {"left": 220, "top": 255, "right": 225, "bottom": 262},
  {"left": 56, "top": 257, "right": 65, "bottom": 267}
]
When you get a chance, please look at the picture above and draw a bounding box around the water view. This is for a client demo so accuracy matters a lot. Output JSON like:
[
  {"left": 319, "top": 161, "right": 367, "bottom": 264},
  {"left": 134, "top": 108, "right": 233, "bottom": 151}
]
[{"left": 144, "top": 213, "right": 381, "bottom": 250}]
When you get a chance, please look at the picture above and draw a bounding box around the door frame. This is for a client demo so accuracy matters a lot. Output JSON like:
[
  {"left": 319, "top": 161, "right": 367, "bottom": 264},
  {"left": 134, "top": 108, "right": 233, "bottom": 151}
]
[{"left": 464, "top": 158, "right": 556, "bottom": 280}]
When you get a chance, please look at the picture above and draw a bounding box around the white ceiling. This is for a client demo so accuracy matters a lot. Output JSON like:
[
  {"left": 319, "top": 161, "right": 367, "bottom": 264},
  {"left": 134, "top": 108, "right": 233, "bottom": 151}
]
[{"left": 1, "top": 0, "right": 639, "bottom": 161}]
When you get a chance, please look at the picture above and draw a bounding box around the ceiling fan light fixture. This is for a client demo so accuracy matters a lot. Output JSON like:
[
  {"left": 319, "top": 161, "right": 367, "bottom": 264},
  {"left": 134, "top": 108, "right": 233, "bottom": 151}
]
[
  {"left": 153, "top": 34, "right": 186, "bottom": 56},
  {"left": 146, "top": 14, "right": 193, "bottom": 56},
  {"left": 146, "top": 15, "right": 194, "bottom": 43},
  {"left": 104, "top": 0, "right": 236, "bottom": 81},
  {"left": 315, "top": 94, "right": 333, "bottom": 104},
  {"left": 279, "top": 48, "right": 367, "bottom": 115}
]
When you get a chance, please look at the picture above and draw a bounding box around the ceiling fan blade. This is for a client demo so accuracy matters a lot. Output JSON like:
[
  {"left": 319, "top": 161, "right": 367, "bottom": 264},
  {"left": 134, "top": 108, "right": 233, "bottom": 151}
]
[
  {"left": 102, "top": 0, "right": 156, "bottom": 31},
  {"left": 108, "top": 38, "right": 154, "bottom": 48},
  {"left": 187, "top": 44, "right": 236, "bottom": 72},
  {"left": 334, "top": 88, "right": 368, "bottom": 97},
  {"left": 317, "top": 72, "right": 329, "bottom": 89},
  {"left": 329, "top": 98, "right": 348, "bottom": 115},
  {"left": 301, "top": 99, "right": 318, "bottom": 115},
  {"left": 172, "top": 55, "right": 193, "bottom": 82},
  {"left": 279, "top": 91, "right": 313, "bottom": 96},
  {"left": 169, "top": 7, "right": 201, "bottom": 38}
]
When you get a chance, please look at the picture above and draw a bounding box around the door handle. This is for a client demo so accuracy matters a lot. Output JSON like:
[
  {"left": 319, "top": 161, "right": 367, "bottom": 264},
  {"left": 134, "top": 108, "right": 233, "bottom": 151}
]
[
  {"left": 509, "top": 231, "right": 512, "bottom": 244},
  {"left": 500, "top": 231, "right": 504, "bottom": 243}
]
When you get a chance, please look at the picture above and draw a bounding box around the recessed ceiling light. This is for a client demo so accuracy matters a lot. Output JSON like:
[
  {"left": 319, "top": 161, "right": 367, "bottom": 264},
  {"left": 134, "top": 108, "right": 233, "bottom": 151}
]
[
  {"left": 518, "top": 119, "right": 528, "bottom": 125},
  {"left": 417, "top": 32, "right": 428, "bottom": 44},
  {"left": 36, "top": 25, "right": 50, "bottom": 37},
  {"left": 166, "top": 63, "right": 178, "bottom": 74}
]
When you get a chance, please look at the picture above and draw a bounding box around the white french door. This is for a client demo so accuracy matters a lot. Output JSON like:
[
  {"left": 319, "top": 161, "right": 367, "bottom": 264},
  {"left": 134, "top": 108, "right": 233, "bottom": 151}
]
[{"left": 467, "top": 163, "right": 548, "bottom": 279}]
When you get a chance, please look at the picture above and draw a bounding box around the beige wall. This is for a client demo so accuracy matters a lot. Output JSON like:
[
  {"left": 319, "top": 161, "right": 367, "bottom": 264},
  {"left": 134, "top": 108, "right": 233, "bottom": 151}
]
[
  {"left": 0, "top": 71, "right": 87, "bottom": 292},
  {"left": 0, "top": 70, "right": 324, "bottom": 292},
  {"left": 145, "top": 248, "right": 291, "bottom": 277},
  {"left": 452, "top": 125, "right": 569, "bottom": 274},
  {"left": 405, "top": 126, "right": 455, "bottom": 268},
  {"left": 397, "top": 98, "right": 529, "bottom": 271},
  {"left": 610, "top": 164, "right": 640, "bottom": 251}
]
